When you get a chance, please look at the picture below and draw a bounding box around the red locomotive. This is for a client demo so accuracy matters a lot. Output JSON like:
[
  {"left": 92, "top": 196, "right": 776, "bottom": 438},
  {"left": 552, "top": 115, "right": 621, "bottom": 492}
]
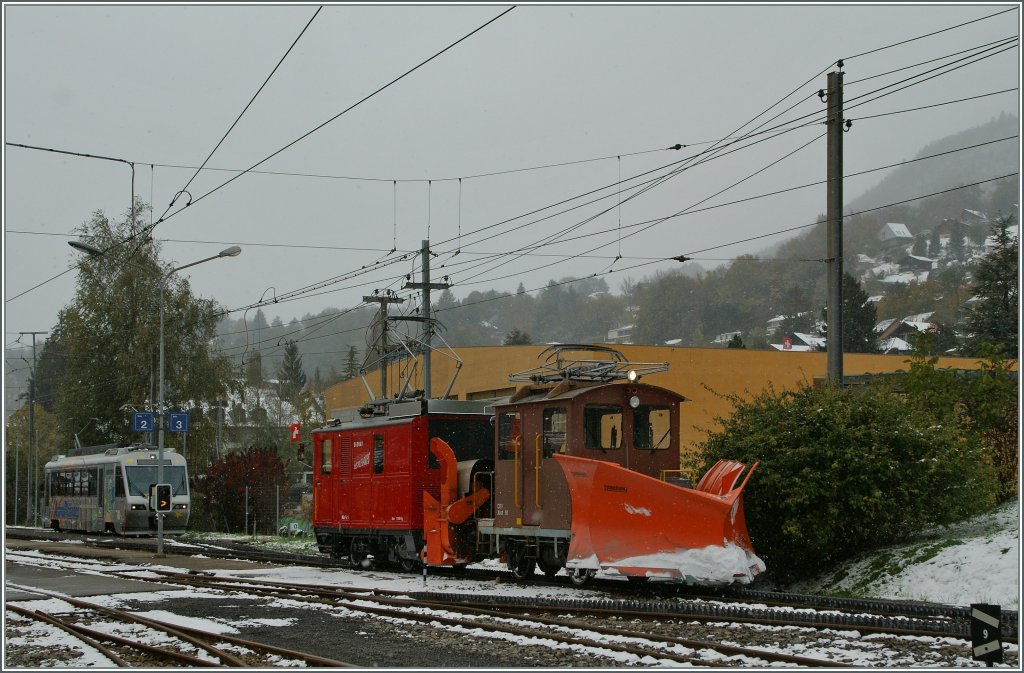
[{"left": 312, "top": 345, "right": 764, "bottom": 585}]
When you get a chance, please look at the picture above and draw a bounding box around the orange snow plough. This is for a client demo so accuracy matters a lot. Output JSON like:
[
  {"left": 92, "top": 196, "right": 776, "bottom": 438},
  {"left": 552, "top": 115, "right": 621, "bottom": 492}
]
[
  {"left": 553, "top": 454, "right": 764, "bottom": 584},
  {"left": 422, "top": 437, "right": 490, "bottom": 566}
]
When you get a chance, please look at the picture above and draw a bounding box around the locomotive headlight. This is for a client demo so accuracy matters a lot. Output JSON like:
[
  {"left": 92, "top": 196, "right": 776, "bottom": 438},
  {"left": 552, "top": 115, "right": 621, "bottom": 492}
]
[
  {"left": 629, "top": 395, "right": 641, "bottom": 409},
  {"left": 627, "top": 369, "right": 638, "bottom": 382}
]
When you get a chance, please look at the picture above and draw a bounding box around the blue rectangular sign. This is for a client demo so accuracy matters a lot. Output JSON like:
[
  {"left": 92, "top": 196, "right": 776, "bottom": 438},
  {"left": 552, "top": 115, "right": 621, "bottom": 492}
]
[
  {"left": 133, "top": 412, "right": 155, "bottom": 433},
  {"left": 167, "top": 412, "right": 189, "bottom": 433}
]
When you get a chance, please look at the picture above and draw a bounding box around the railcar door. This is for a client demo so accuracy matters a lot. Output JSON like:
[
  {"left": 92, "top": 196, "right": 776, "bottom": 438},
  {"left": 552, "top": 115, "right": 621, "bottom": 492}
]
[
  {"left": 494, "top": 410, "right": 523, "bottom": 526},
  {"left": 522, "top": 406, "right": 568, "bottom": 526}
]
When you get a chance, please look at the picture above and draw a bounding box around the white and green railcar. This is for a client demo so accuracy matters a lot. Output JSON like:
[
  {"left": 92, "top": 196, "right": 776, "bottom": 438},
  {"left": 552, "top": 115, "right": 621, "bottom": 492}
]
[{"left": 45, "top": 443, "right": 190, "bottom": 535}]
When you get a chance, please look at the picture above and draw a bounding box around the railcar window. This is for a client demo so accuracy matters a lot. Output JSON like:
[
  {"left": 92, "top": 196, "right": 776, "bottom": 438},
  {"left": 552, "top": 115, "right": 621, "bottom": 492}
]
[
  {"left": 634, "top": 405, "right": 672, "bottom": 449},
  {"left": 125, "top": 466, "right": 188, "bottom": 497},
  {"left": 498, "top": 411, "right": 521, "bottom": 461},
  {"left": 584, "top": 405, "right": 623, "bottom": 450},
  {"left": 114, "top": 466, "right": 126, "bottom": 497},
  {"left": 321, "top": 438, "right": 332, "bottom": 474},
  {"left": 542, "top": 408, "right": 567, "bottom": 458},
  {"left": 429, "top": 419, "right": 493, "bottom": 462},
  {"left": 373, "top": 435, "right": 384, "bottom": 474}
]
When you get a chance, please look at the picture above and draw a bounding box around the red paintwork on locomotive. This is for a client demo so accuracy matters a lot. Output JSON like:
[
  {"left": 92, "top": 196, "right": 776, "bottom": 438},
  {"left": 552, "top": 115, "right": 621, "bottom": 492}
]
[{"left": 313, "top": 417, "right": 435, "bottom": 534}]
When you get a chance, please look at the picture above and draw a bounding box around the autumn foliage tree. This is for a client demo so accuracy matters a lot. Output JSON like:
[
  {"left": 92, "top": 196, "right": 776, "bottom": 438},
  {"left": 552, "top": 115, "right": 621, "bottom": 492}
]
[{"left": 195, "top": 447, "right": 290, "bottom": 534}]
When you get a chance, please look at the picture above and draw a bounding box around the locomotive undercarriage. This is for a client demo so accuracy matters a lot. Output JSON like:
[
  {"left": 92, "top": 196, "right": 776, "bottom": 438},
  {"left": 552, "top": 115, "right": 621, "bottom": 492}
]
[
  {"left": 473, "top": 523, "right": 597, "bottom": 584},
  {"left": 315, "top": 528, "right": 424, "bottom": 571}
]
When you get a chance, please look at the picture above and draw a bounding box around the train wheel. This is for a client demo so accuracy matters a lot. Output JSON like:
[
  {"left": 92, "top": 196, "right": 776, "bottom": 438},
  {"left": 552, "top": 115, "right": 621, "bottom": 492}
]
[
  {"left": 568, "top": 568, "right": 596, "bottom": 587},
  {"left": 536, "top": 555, "right": 561, "bottom": 579},
  {"left": 507, "top": 545, "right": 535, "bottom": 581},
  {"left": 349, "top": 540, "right": 372, "bottom": 569},
  {"left": 398, "top": 556, "right": 419, "bottom": 573}
]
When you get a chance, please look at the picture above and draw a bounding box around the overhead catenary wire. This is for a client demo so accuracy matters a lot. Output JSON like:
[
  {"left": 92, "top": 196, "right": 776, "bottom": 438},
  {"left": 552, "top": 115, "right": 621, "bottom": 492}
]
[
  {"left": 8, "top": 15, "right": 1015, "bottom": 329},
  {"left": 214, "top": 125, "right": 1017, "bottom": 316},
  {"left": 430, "top": 173, "right": 1020, "bottom": 321},
  {"left": 842, "top": 6, "right": 1017, "bottom": 61},
  {"left": 139, "top": 6, "right": 516, "bottom": 240},
  {"left": 155, "top": 5, "right": 323, "bottom": 224},
  {"left": 4, "top": 6, "right": 515, "bottom": 306}
]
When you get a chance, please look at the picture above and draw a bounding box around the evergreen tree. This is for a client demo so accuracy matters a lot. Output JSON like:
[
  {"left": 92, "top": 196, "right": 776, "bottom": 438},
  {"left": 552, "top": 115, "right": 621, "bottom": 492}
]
[
  {"left": 343, "top": 345, "right": 361, "bottom": 381},
  {"left": 276, "top": 340, "right": 307, "bottom": 402},
  {"left": 727, "top": 334, "right": 745, "bottom": 349},
  {"left": 963, "top": 215, "right": 1018, "bottom": 357},
  {"left": 245, "top": 351, "right": 264, "bottom": 388},
  {"left": 503, "top": 329, "right": 532, "bottom": 345},
  {"left": 822, "top": 273, "right": 879, "bottom": 353}
]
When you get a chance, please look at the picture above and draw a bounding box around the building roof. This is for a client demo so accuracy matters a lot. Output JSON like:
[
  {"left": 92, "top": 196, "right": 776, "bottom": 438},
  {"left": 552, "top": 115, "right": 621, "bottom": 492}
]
[{"left": 879, "top": 222, "right": 913, "bottom": 241}]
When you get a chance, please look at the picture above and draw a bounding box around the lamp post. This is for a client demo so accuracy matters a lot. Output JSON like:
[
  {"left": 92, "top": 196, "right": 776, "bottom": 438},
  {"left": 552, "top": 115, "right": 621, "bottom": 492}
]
[
  {"left": 157, "top": 245, "right": 240, "bottom": 555},
  {"left": 70, "top": 240, "right": 241, "bottom": 555}
]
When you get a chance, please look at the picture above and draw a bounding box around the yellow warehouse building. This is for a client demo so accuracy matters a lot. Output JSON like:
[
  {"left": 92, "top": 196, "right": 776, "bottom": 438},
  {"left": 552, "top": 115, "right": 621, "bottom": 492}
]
[{"left": 324, "top": 345, "right": 1009, "bottom": 467}]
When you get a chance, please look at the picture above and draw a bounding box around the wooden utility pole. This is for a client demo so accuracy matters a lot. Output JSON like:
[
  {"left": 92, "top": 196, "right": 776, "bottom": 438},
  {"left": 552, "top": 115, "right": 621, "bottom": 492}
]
[
  {"left": 361, "top": 293, "right": 404, "bottom": 400},
  {"left": 19, "top": 331, "right": 46, "bottom": 526},
  {"left": 403, "top": 240, "right": 449, "bottom": 398},
  {"left": 825, "top": 68, "right": 845, "bottom": 385}
]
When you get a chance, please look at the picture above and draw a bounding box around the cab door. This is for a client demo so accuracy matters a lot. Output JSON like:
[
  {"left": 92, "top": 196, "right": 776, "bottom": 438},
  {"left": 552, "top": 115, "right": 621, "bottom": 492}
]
[
  {"left": 523, "top": 406, "right": 567, "bottom": 526},
  {"left": 493, "top": 410, "right": 522, "bottom": 527}
]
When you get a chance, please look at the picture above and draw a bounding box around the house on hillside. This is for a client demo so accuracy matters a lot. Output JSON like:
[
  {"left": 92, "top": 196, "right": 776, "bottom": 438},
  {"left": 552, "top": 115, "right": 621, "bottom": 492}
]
[
  {"left": 606, "top": 325, "right": 633, "bottom": 344},
  {"left": 711, "top": 331, "right": 742, "bottom": 347},
  {"left": 879, "top": 222, "right": 913, "bottom": 243},
  {"left": 770, "top": 332, "right": 825, "bottom": 352},
  {"left": 874, "top": 312, "right": 936, "bottom": 352},
  {"left": 961, "top": 209, "right": 989, "bottom": 225},
  {"left": 898, "top": 255, "right": 937, "bottom": 273}
]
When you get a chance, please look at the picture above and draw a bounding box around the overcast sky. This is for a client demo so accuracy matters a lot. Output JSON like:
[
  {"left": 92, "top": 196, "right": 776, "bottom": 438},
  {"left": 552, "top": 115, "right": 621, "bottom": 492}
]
[{"left": 3, "top": 3, "right": 1020, "bottom": 352}]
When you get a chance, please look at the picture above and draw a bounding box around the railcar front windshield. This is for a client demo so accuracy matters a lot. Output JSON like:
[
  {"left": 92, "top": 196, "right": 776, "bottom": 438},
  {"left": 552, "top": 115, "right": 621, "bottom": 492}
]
[{"left": 125, "top": 466, "right": 189, "bottom": 497}]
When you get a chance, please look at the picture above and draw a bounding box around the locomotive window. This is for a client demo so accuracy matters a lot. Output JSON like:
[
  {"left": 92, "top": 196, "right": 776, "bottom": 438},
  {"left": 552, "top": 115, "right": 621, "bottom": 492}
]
[
  {"left": 498, "top": 411, "right": 521, "bottom": 461},
  {"left": 429, "top": 418, "right": 493, "bottom": 463},
  {"left": 321, "top": 438, "right": 332, "bottom": 474},
  {"left": 584, "top": 405, "right": 622, "bottom": 450},
  {"left": 634, "top": 405, "right": 672, "bottom": 449},
  {"left": 373, "top": 435, "right": 384, "bottom": 474},
  {"left": 542, "top": 408, "right": 567, "bottom": 458}
]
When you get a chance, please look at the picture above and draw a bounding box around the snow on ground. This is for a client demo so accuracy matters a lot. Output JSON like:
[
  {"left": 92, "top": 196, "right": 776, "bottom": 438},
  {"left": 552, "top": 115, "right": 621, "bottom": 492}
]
[{"left": 796, "top": 499, "right": 1020, "bottom": 608}]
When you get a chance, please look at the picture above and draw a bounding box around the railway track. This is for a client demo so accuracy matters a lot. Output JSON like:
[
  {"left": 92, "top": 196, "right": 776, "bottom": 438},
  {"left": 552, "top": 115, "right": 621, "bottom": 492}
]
[
  {"left": 5, "top": 589, "right": 354, "bottom": 667},
  {"left": 126, "top": 569, "right": 854, "bottom": 667},
  {"left": 9, "top": 525, "right": 1017, "bottom": 639},
  {"left": 7, "top": 528, "right": 1018, "bottom": 666}
]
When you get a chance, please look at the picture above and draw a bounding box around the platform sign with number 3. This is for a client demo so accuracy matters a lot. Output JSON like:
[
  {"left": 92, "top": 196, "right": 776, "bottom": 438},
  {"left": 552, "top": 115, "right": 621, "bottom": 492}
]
[{"left": 167, "top": 412, "right": 189, "bottom": 433}]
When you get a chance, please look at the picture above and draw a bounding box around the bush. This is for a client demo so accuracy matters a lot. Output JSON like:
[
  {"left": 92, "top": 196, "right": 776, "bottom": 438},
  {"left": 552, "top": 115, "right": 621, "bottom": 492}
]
[{"left": 699, "top": 382, "right": 997, "bottom": 584}]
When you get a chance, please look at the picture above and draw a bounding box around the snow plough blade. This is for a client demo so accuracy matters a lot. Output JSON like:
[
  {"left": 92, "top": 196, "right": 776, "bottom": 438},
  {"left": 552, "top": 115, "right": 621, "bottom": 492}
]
[{"left": 553, "top": 454, "right": 765, "bottom": 584}]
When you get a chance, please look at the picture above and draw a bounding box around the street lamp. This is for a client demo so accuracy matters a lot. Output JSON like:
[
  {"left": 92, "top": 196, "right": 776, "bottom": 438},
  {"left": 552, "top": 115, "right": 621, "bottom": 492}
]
[
  {"left": 157, "top": 245, "right": 241, "bottom": 555},
  {"left": 71, "top": 240, "right": 241, "bottom": 555}
]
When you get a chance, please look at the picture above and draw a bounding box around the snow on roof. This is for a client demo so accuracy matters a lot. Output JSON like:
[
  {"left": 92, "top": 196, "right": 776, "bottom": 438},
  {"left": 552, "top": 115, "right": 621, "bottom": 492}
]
[
  {"left": 866, "top": 295, "right": 884, "bottom": 304},
  {"left": 880, "top": 336, "right": 914, "bottom": 353},
  {"left": 903, "top": 311, "right": 934, "bottom": 322},
  {"left": 881, "top": 270, "right": 929, "bottom": 284},
  {"left": 874, "top": 318, "right": 897, "bottom": 333},
  {"left": 664, "top": 338, "right": 683, "bottom": 346},
  {"left": 871, "top": 262, "right": 900, "bottom": 275},
  {"left": 793, "top": 332, "right": 825, "bottom": 348},
  {"left": 770, "top": 343, "right": 815, "bottom": 352},
  {"left": 879, "top": 222, "right": 913, "bottom": 241}
]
